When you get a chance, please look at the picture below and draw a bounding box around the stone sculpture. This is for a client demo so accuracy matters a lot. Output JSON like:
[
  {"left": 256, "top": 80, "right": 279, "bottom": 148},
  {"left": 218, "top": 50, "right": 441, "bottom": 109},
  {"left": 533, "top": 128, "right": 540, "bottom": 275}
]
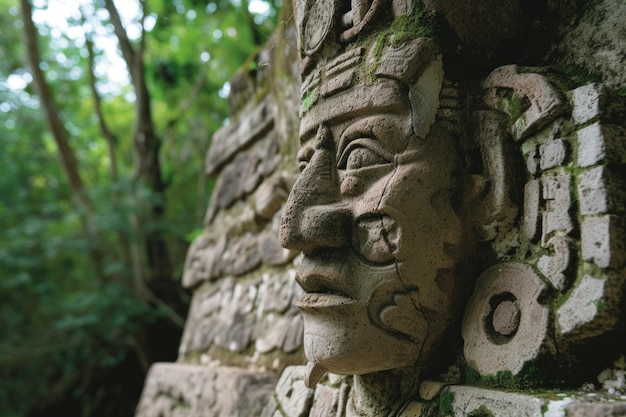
[
  {"left": 278, "top": 28, "right": 469, "bottom": 415},
  {"left": 272, "top": 0, "right": 626, "bottom": 415},
  {"left": 135, "top": 1, "right": 626, "bottom": 416}
]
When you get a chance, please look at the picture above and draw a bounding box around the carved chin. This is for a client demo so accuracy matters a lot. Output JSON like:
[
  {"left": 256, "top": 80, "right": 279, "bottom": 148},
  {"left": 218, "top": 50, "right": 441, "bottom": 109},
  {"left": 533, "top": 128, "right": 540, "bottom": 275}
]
[{"left": 301, "top": 308, "right": 424, "bottom": 375}]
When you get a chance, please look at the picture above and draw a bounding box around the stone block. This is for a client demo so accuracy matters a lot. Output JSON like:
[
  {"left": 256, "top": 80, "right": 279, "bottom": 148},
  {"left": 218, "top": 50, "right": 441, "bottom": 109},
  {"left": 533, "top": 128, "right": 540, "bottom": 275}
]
[
  {"left": 577, "top": 123, "right": 626, "bottom": 167},
  {"left": 523, "top": 179, "right": 540, "bottom": 240},
  {"left": 537, "top": 236, "right": 571, "bottom": 290},
  {"left": 446, "top": 385, "right": 544, "bottom": 417},
  {"left": 566, "top": 403, "right": 626, "bottom": 417},
  {"left": 542, "top": 174, "right": 573, "bottom": 242},
  {"left": 581, "top": 215, "right": 626, "bottom": 269},
  {"left": 135, "top": 363, "right": 276, "bottom": 417},
  {"left": 571, "top": 83, "right": 626, "bottom": 126},
  {"left": 309, "top": 384, "right": 339, "bottom": 417},
  {"left": 540, "top": 139, "right": 567, "bottom": 170},
  {"left": 274, "top": 366, "right": 315, "bottom": 417},
  {"left": 578, "top": 165, "right": 626, "bottom": 215},
  {"left": 205, "top": 98, "right": 274, "bottom": 175},
  {"left": 557, "top": 274, "right": 606, "bottom": 335},
  {"left": 578, "top": 166, "right": 609, "bottom": 215},
  {"left": 572, "top": 84, "right": 603, "bottom": 125}
]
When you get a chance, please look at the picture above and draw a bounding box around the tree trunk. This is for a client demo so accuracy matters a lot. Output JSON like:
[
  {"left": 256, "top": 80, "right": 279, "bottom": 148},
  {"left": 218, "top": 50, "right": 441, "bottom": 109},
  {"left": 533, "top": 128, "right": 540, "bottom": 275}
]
[
  {"left": 20, "top": 0, "right": 106, "bottom": 282},
  {"left": 104, "top": 0, "right": 173, "bottom": 284}
]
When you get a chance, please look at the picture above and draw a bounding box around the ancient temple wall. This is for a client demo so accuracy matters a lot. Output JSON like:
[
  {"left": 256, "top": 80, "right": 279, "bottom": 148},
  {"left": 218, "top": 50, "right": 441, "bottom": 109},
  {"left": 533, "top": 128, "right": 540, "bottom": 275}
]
[
  {"left": 136, "top": 1, "right": 626, "bottom": 416},
  {"left": 135, "top": 3, "right": 305, "bottom": 415}
]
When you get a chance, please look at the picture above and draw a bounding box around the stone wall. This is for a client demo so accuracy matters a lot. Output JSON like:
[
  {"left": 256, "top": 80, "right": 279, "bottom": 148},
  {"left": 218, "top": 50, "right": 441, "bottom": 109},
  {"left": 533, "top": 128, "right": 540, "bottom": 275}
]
[
  {"left": 136, "top": 1, "right": 626, "bottom": 416},
  {"left": 135, "top": 3, "right": 305, "bottom": 415}
]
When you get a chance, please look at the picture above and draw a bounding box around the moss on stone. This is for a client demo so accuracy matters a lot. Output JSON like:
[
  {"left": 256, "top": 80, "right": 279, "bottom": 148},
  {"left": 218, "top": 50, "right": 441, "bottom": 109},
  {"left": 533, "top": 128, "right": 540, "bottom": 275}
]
[
  {"left": 302, "top": 91, "right": 314, "bottom": 112},
  {"left": 438, "top": 389, "right": 455, "bottom": 416},
  {"left": 468, "top": 405, "right": 495, "bottom": 417},
  {"left": 463, "top": 363, "right": 546, "bottom": 391},
  {"left": 363, "top": 0, "right": 437, "bottom": 83}
]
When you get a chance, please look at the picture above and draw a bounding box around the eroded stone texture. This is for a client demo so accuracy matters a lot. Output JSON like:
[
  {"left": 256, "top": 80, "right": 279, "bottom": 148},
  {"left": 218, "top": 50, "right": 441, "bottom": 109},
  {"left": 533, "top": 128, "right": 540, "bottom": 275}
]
[
  {"left": 136, "top": 7, "right": 306, "bottom": 416},
  {"left": 137, "top": 0, "right": 626, "bottom": 415},
  {"left": 272, "top": 0, "right": 626, "bottom": 414},
  {"left": 180, "top": 270, "right": 305, "bottom": 363},
  {"left": 262, "top": 366, "right": 314, "bottom": 417},
  {"left": 445, "top": 386, "right": 544, "bottom": 417},
  {"left": 566, "top": 403, "right": 626, "bottom": 417},
  {"left": 462, "top": 263, "right": 548, "bottom": 376},
  {"left": 557, "top": 274, "right": 607, "bottom": 335},
  {"left": 577, "top": 123, "right": 626, "bottom": 168},
  {"left": 135, "top": 363, "right": 276, "bottom": 417}
]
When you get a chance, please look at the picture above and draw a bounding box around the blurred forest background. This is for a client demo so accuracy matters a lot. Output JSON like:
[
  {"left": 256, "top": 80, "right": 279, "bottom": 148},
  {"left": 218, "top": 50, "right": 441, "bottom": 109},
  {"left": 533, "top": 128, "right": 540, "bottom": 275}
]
[{"left": 0, "top": 0, "right": 280, "bottom": 415}]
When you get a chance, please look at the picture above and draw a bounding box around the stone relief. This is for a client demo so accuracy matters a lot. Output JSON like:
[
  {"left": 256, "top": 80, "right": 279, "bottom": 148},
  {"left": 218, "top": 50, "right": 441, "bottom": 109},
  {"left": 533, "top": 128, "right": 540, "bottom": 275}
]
[
  {"left": 135, "top": 363, "right": 276, "bottom": 417},
  {"left": 135, "top": 1, "right": 626, "bottom": 416},
  {"left": 272, "top": 0, "right": 626, "bottom": 415}
]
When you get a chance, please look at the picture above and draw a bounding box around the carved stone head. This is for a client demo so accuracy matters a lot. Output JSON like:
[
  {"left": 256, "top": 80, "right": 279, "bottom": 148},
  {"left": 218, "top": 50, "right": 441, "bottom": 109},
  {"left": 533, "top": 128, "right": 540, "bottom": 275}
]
[
  {"left": 279, "top": 1, "right": 470, "bottom": 386},
  {"left": 280, "top": 0, "right": 626, "bottom": 395}
]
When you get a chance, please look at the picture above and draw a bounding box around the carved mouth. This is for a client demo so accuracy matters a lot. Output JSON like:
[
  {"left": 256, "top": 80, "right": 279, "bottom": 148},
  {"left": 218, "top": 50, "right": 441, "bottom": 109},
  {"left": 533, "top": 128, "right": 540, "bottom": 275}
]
[
  {"left": 295, "top": 261, "right": 357, "bottom": 310},
  {"left": 295, "top": 292, "right": 356, "bottom": 310}
]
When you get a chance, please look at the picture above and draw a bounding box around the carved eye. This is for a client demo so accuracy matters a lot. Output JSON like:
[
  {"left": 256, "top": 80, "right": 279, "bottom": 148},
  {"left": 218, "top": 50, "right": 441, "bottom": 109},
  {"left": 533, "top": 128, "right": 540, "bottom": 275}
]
[
  {"left": 338, "top": 139, "right": 393, "bottom": 171},
  {"left": 297, "top": 145, "right": 314, "bottom": 172}
]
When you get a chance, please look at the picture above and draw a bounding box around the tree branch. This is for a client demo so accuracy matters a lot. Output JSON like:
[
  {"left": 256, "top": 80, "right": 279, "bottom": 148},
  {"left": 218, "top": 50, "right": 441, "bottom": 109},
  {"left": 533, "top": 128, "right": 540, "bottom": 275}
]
[
  {"left": 19, "top": 0, "right": 90, "bottom": 213},
  {"left": 103, "top": 0, "right": 136, "bottom": 80},
  {"left": 100, "top": 0, "right": 173, "bottom": 283},
  {"left": 20, "top": 0, "right": 106, "bottom": 281},
  {"left": 85, "top": 38, "right": 119, "bottom": 185}
]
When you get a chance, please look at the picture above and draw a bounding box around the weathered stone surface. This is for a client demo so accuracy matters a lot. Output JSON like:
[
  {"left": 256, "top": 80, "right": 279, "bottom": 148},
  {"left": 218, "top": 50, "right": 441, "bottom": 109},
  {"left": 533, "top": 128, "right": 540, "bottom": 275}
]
[
  {"left": 446, "top": 385, "right": 544, "bottom": 417},
  {"left": 256, "top": 271, "right": 304, "bottom": 354},
  {"left": 577, "top": 123, "right": 626, "bottom": 168},
  {"left": 462, "top": 263, "right": 548, "bottom": 376},
  {"left": 472, "top": 110, "right": 520, "bottom": 243},
  {"left": 542, "top": 174, "right": 573, "bottom": 242},
  {"left": 566, "top": 403, "right": 626, "bottom": 417},
  {"left": 557, "top": 274, "right": 606, "bottom": 335},
  {"left": 522, "top": 179, "right": 540, "bottom": 240},
  {"left": 570, "top": 83, "right": 626, "bottom": 126},
  {"left": 139, "top": 1, "right": 626, "bottom": 416},
  {"left": 274, "top": 366, "right": 314, "bottom": 417},
  {"left": 578, "top": 166, "right": 626, "bottom": 216},
  {"left": 525, "top": 143, "right": 539, "bottom": 175},
  {"left": 135, "top": 363, "right": 276, "bottom": 417},
  {"left": 180, "top": 270, "right": 305, "bottom": 360},
  {"left": 309, "top": 384, "right": 339, "bottom": 417},
  {"left": 558, "top": 0, "right": 626, "bottom": 89},
  {"left": 537, "top": 236, "right": 572, "bottom": 290},
  {"left": 205, "top": 98, "right": 274, "bottom": 175},
  {"left": 539, "top": 138, "right": 567, "bottom": 170},
  {"left": 482, "top": 65, "right": 566, "bottom": 140},
  {"left": 581, "top": 215, "right": 626, "bottom": 269},
  {"left": 208, "top": 133, "right": 283, "bottom": 217}
]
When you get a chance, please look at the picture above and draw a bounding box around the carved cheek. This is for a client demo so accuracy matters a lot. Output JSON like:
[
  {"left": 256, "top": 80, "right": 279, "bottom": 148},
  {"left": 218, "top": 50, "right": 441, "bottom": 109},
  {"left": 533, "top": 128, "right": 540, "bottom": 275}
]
[
  {"left": 352, "top": 215, "right": 399, "bottom": 264},
  {"left": 340, "top": 164, "right": 394, "bottom": 197}
]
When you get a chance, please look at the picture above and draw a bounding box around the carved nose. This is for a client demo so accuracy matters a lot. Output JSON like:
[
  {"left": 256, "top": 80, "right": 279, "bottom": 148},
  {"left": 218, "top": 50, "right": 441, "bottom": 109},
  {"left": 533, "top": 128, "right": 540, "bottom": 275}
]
[
  {"left": 280, "top": 204, "right": 351, "bottom": 253},
  {"left": 279, "top": 124, "right": 350, "bottom": 253}
]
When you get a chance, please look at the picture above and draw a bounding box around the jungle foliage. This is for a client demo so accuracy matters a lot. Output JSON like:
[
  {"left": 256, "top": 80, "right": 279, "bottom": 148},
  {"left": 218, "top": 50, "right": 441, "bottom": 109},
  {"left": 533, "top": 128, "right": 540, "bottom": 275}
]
[{"left": 0, "top": 0, "right": 280, "bottom": 415}]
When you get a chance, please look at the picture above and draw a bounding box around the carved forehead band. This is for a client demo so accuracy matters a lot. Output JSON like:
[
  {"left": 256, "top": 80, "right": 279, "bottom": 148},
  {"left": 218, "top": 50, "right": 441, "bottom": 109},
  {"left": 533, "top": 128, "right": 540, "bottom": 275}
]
[{"left": 300, "top": 36, "right": 442, "bottom": 140}]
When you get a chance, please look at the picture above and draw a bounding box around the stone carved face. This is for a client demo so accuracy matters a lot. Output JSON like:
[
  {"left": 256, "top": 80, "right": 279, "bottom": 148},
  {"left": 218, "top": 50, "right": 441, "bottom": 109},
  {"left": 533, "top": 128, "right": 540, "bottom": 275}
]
[{"left": 280, "top": 38, "right": 466, "bottom": 382}]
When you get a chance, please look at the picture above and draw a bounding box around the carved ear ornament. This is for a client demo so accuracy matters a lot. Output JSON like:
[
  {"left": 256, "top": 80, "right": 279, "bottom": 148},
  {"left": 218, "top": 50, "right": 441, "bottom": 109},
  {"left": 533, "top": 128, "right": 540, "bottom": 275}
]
[{"left": 471, "top": 65, "right": 566, "bottom": 244}]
